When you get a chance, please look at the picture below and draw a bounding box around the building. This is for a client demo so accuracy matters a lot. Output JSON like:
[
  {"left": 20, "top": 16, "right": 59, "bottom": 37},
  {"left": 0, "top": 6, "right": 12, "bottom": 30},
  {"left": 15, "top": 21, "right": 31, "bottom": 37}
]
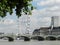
[
  {"left": 40, "top": 26, "right": 60, "bottom": 35},
  {"left": 51, "top": 16, "right": 60, "bottom": 27},
  {"left": 33, "top": 16, "right": 60, "bottom": 35},
  {"left": 32, "top": 29, "right": 40, "bottom": 35},
  {"left": 40, "top": 16, "right": 60, "bottom": 35}
]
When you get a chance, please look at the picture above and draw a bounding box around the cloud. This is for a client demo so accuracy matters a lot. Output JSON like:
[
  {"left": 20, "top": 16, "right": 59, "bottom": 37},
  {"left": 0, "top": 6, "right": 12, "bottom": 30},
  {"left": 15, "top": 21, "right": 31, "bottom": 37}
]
[
  {"left": 0, "top": 19, "right": 18, "bottom": 33},
  {"left": 3, "top": 19, "right": 15, "bottom": 25},
  {"left": 47, "top": 6, "right": 60, "bottom": 11},
  {"left": 32, "top": 5, "right": 60, "bottom": 17},
  {"left": 38, "top": 17, "right": 51, "bottom": 22},
  {"left": 40, "top": 6, "right": 60, "bottom": 16},
  {"left": 33, "top": 0, "right": 38, "bottom": 2},
  {"left": 37, "top": 17, "right": 51, "bottom": 27},
  {"left": 37, "top": 0, "right": 60, "bottom": 6},
  {"left": 32, "top": 9, "right": 40, "bottom": 16}
]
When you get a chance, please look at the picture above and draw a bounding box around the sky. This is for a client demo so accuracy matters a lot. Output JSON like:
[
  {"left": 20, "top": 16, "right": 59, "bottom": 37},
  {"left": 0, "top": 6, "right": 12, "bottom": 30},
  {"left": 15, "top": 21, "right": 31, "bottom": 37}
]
[{"left": 0, "top": 0, "right": 60, "bottom": 34}]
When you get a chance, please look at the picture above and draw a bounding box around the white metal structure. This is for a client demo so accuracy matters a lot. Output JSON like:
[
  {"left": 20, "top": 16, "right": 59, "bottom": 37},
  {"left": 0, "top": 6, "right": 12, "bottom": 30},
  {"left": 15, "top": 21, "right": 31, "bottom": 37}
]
[{"left": 25, "top": 15, "right": 30, "bottom": 35}]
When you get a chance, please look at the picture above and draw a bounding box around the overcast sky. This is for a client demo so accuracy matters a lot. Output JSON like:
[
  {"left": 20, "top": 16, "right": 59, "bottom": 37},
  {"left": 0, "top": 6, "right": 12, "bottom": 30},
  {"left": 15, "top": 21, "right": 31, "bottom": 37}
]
[{"left": 0, "top": 0, "right": 60, "bottom": 34}]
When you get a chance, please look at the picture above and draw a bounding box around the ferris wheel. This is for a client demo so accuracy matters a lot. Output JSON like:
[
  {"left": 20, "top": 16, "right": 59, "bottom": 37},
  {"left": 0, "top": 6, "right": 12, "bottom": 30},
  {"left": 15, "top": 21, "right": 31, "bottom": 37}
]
[{"left": 17, "top": 15, "right": 31, "bottom": 35}]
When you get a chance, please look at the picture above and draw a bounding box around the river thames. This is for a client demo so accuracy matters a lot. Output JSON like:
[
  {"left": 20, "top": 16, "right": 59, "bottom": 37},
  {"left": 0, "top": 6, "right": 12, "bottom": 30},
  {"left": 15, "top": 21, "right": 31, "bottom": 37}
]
[{"left": 0, "top": 40, "right": 60, "bottom": 45}]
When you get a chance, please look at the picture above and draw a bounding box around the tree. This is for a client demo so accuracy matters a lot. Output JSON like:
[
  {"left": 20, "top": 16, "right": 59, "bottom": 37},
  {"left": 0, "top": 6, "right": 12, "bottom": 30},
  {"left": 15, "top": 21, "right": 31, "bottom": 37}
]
[{"left": 0, "top": 0, "right": 33, "bottom": 18}]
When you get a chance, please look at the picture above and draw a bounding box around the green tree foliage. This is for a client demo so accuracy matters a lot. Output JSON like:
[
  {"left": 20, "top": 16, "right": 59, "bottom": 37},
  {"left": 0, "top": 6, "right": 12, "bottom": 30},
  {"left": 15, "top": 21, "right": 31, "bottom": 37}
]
[{"left": 0, "top": 0, "right": 33, "bottom": 18}]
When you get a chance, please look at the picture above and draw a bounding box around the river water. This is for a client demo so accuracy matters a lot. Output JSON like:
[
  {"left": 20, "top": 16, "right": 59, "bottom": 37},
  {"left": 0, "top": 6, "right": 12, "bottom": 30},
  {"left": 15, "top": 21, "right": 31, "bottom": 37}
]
[{"left": 0, "top": 40, "right": 60, "bottom": 45}]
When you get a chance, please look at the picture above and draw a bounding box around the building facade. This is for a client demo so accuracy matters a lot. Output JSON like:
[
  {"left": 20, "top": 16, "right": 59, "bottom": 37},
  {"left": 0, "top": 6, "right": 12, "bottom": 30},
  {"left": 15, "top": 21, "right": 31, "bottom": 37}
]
[{"left": 33, "top": 16, "right": 60, "bottom": 35}]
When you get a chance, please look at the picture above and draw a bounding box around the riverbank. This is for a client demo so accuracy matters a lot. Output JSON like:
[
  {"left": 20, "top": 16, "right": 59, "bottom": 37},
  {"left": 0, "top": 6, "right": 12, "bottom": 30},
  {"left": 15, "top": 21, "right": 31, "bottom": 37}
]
[{"left": 0, "top": 40, "right": 60, "bottom": 45}]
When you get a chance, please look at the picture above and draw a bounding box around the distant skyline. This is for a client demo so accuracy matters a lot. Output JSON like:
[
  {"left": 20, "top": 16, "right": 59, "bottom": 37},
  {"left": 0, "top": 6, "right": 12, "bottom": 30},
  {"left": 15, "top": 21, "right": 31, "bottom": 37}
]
[{"left": 0, "top": 0, "right": 60, "bottom": 34}]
